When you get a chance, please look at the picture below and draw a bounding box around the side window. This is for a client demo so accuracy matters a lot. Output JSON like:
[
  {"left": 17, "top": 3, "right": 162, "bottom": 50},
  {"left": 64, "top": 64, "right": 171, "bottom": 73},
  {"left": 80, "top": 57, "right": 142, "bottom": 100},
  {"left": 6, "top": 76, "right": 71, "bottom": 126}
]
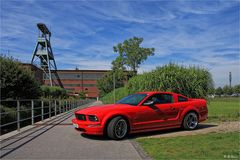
[
  {"left": 146, "top": 94, "right": 174, "bottom": 104},
  {"left": 159, "top": 94, "right": 174, "bottom": 104},
  {"left": 178, "top": 96, "right": 188, "bottom": 102}
]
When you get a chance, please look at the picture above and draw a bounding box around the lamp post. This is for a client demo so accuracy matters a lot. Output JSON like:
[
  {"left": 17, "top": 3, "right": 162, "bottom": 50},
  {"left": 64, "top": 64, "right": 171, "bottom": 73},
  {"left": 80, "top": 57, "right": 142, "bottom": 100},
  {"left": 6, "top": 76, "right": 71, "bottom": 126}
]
[{"left": 113, "top": 72, "right": 116, "bottom": 103}]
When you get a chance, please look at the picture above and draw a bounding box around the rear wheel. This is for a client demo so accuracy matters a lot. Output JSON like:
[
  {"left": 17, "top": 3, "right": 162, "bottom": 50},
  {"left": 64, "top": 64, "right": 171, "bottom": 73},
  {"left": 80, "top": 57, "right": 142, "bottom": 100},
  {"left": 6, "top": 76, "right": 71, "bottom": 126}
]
[
  {"left": 107, "top": 116, "right": 128, "bottom": 140},
  {"left": 183, "top": 112, "right": 198, "bottom": 130}
]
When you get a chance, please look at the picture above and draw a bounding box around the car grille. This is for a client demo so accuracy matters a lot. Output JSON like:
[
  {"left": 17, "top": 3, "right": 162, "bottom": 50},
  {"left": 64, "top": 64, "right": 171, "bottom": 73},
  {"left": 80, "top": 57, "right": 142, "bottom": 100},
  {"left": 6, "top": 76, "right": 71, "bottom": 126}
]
[{"left": 75, "top": 114, "right": 86, "bottom": 121}]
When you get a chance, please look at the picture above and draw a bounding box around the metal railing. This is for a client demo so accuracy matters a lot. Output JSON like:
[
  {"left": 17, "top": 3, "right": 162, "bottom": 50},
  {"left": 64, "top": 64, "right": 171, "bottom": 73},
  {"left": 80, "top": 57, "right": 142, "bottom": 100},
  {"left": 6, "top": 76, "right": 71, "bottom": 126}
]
[{"left": 0, "top": 99, "right": 92, "bottom": 135}]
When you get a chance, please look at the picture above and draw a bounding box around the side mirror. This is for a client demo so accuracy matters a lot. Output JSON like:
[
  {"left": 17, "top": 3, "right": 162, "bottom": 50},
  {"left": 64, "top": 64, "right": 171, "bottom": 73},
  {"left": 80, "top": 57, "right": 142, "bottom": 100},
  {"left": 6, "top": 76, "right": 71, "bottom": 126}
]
[{"left": 143, "top": 100, "right": 154, "bottom": 106}]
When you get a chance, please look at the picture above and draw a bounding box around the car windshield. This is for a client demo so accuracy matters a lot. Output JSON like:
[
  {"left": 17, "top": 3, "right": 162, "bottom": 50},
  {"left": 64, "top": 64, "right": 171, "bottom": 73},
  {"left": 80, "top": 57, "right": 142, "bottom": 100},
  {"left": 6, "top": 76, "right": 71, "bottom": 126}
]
[{"left": 116, "top": 94, "right": 147, "bottom": 106}]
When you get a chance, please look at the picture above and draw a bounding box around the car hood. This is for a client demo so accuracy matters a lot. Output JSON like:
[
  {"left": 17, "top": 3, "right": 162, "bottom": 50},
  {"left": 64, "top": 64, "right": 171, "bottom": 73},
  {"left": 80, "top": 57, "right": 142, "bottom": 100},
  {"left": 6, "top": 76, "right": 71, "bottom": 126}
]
[{"left": 75, "top": 103, "right": 133, "bottom": 115}]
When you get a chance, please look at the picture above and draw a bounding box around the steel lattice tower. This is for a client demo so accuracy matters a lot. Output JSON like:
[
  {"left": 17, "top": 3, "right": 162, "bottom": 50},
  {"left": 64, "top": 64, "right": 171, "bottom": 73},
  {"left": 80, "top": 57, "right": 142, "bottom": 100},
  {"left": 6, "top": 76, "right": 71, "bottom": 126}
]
[{"left": 31, "top": 23, "right": 63, "bottom": 88}]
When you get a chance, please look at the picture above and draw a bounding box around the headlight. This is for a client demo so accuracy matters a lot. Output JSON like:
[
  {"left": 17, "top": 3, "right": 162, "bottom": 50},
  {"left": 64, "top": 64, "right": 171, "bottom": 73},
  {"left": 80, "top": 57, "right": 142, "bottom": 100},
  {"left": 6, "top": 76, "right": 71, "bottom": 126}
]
[{"left": 88, "top": 115, "right": 99, "bottom": 122}]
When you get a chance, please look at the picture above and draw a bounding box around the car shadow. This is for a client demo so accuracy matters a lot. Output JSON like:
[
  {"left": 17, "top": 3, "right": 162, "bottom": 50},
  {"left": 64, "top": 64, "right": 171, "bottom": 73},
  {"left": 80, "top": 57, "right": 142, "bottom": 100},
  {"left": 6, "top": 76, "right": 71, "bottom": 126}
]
[
  {"left": 80, "top": 123, "right": 218, "bottom": 141},
  {"left": 128, "top": 123, "right": 218, "bottom": 139},
  {"left": 80, "top": 133, "right": 111, "bottom": 141}
]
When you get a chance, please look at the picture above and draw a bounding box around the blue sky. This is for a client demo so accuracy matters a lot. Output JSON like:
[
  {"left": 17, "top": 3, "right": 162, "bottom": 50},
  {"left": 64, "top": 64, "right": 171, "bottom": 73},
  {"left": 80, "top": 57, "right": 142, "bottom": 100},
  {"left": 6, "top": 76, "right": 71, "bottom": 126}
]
[{"left": 1, "top": 0, "right": 239, "bottom": 87}]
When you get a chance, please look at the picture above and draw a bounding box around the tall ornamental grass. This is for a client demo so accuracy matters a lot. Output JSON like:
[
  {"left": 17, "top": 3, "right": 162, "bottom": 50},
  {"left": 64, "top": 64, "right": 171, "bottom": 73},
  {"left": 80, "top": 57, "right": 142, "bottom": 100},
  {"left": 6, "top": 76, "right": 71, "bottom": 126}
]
[
  {"left": 127, "top": 63, "right": 213, "bottom": 98},
  {"left": 101, "top": 63, "right": 213, "bottom": 104}
]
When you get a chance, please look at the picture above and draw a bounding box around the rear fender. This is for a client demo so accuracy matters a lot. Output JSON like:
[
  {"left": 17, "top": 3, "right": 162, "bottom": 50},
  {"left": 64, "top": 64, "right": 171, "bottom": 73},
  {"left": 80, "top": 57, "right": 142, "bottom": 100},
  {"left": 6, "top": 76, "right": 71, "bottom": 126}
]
[{"left": 180, "top": 106, "right": 200, "bottom": 122}]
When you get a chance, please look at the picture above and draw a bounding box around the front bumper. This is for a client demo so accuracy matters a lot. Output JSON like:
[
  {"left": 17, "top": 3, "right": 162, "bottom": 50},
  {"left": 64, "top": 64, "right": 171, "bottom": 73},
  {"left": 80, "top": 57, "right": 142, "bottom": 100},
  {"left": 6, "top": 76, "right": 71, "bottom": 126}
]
[{"left": 72, "top": 118, "right": 104, "bottom": 135}]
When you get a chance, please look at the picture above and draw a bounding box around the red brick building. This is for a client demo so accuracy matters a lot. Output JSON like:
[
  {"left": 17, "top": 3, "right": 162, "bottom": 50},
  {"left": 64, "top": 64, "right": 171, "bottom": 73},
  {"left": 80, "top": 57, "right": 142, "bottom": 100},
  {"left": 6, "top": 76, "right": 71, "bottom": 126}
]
[
  {"left": 44, "top": 70, "right": 108, "bottom": 98},
  {"left": 22, "top": 63, "right": 108, "bottom": 98}
]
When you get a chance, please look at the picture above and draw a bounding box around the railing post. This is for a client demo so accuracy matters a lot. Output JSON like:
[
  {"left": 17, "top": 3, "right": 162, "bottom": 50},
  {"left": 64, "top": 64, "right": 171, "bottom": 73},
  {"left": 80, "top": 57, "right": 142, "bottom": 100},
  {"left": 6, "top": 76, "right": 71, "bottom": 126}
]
[
  {"left": 65, "top": 101, "right": 67, "bottom": 112},
  {"left": 31, "top": 100, "right": 34, "bottom": 125},
  {"left": 69, "top": 100, "right": 70, "bottom": 110},
  {"left": 41, "top": 100, "right": 44, "bottom": 121},
  {"left": 54, "top": 100, "right": 57, "bottom": 116},
  {"left": 69, "top": 101, "right": 71, "bottom": 110},
  {"left": 49, "top": 101, "right": 51, "bottom": 119},
  {"left": 67, "top": 101, "right": 69, "bottom": 111},
  {"left": 59, "top": 100, "right": 61, "bottom": 114},
  {"left": 17, "top": 100, "right": 20, "bottom": 131}
]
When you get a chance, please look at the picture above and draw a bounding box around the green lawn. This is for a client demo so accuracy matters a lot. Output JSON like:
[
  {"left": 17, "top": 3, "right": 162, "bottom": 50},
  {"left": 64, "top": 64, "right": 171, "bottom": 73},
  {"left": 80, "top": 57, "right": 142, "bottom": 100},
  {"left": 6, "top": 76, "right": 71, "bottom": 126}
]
[
  {"left": 207, "top": 97, "right": 240, "bottom": 122},
  {"left": 137, "top": 97, "right": 240, "bottom": 159},
  {"left": 137, "top": 132, "right": 239, "bottom": 160}
]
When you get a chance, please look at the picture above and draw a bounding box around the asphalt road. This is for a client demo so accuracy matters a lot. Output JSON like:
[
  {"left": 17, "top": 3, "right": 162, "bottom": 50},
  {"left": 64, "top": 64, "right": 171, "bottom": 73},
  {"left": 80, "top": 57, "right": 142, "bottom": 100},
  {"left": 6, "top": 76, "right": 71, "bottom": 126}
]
[{"left": 0, "top": 101, "right": 144, "bottom": 160}]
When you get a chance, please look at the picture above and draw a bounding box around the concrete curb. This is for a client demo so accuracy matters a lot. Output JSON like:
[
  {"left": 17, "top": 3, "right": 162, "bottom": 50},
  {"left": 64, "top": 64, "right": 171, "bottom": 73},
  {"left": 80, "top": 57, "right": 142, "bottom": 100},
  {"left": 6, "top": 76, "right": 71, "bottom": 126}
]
[{"left": 130, "top": 139, "right": 153, "bottom": 160}]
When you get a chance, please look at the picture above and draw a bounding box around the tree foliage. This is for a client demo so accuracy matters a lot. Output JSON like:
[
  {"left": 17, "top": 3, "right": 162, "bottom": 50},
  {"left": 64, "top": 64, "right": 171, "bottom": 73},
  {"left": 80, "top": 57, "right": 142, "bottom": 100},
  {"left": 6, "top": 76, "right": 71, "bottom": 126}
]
[
  {"left": 0, "top": 56, "right": 41, "bottom": 99},
  {"left": 97, "top": 37, "right": 154, "bottom": 97},
  {"left": 233, "top": 84, "right": 240, "bottom": 94},
  {"left": 113, "top": 37, "right": 155, "bottom": 73},
  {"left": 222, "top": 85, "right": 233, "bottom": 95},
  {"left": 97, "top": 71, "right": 126, "bottom": 97},
  {"left": 215, "top": 87, "right": 223, "bottom": 96}
]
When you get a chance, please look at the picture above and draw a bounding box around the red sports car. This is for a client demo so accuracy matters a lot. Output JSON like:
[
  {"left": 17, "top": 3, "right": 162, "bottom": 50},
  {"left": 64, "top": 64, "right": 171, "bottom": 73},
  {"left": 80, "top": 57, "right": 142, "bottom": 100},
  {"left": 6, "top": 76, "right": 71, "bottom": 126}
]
[{"left": 72, "top": 92, "right": 208, "bottom": 140}]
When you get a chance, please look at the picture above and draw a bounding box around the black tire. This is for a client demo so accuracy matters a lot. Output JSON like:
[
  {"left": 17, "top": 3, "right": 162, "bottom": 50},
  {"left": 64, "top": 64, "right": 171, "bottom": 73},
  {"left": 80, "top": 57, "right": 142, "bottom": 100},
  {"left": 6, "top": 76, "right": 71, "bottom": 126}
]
[
  {"left": 182, "top": 112, "right": 198, "bottom": 130},
  {"left": 107, "top": 116, "right": 128, "bottom": 140}
]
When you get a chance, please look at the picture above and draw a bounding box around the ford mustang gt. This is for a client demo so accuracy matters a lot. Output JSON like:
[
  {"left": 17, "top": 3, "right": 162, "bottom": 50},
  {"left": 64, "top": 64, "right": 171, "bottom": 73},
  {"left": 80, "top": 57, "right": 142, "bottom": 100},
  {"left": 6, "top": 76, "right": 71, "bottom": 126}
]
[{"left": 72, "top": 92, "right": 208, "bottom": 140}]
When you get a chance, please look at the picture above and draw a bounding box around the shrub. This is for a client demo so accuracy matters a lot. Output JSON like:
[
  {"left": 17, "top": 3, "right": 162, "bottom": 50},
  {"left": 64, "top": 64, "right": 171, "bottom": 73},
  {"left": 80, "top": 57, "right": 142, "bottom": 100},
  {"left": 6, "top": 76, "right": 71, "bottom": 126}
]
[
  {"left": 79, "top": 91, "right": 86, "bottom": 99},
  {"left": 40, "top": 85, "right": 67, "bottom": 99}
]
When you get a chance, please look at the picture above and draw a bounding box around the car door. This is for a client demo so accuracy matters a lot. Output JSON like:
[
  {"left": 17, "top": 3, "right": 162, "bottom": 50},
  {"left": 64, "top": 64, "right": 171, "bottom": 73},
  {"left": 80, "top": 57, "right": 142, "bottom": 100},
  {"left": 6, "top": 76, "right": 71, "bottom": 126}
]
[
  {"left": 132, "top": 94, "right": 165, "bottom": 130},
  {"left": 152, "top": 93, "right": 180, "bottom": 125}
]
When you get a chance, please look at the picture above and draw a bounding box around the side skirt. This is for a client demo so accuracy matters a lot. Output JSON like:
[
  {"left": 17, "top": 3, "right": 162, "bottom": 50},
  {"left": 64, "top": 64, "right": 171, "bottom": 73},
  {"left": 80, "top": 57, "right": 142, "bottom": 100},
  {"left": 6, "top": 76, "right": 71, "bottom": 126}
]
[{"left": 130, "top": 124, "right": 181, "bottom": 134}]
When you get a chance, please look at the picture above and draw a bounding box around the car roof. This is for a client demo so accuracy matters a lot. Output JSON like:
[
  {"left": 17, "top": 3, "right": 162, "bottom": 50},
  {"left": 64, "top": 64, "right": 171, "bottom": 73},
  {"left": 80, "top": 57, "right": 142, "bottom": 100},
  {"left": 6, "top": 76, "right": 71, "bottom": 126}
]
[
  {"left": 136, "top": 91, "right": 175, "bottom": 95},
  {"left": 136, "top": 91, "right": 188, "bottom": 98}
]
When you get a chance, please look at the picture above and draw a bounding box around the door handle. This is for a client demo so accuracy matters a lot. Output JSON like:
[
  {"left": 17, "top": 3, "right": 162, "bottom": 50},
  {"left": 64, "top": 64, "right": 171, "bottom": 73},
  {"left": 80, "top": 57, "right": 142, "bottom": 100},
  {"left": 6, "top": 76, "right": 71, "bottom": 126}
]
[{"left": 171, "top": 107, "right": 176, "bottom": 110}]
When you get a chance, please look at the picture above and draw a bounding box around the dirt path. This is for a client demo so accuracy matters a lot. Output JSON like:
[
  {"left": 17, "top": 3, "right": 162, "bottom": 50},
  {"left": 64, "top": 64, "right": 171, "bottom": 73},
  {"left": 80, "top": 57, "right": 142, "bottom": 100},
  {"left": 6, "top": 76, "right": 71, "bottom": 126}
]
[{"left": 138, "top": 121, "right": 240, "bottom": 139}]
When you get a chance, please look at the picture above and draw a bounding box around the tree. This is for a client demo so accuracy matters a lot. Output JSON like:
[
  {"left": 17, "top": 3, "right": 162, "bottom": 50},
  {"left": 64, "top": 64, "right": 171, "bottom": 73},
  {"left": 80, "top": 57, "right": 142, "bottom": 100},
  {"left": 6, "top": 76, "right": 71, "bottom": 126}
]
[
  {"left": 222, "top": 85, "right": 233, "bottom": 95},
  {"left": 113, "top": 37, "right": 155, "bottom": 73},
  {"left": 0, "top": 56, "right": 41, "bottom": 99},
  {"left": 233, "top": 84, "right": 240, "bottom": 95},
  {"left": 215, "top": 87, "right": 223, "bottom": 97},
  {"left": 97, "top": 71, "right": 125, "bottom": 97},
  {"left": 97, "top": 37, "right": 154, "bottom": 97}
]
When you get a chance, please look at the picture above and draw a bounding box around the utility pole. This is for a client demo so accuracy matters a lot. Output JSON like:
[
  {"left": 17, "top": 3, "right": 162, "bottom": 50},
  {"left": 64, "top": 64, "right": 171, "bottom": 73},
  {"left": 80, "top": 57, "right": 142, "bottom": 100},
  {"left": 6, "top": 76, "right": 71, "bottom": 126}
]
[{"left": 229, "top": 72, "right": 232, "bottom": 87}]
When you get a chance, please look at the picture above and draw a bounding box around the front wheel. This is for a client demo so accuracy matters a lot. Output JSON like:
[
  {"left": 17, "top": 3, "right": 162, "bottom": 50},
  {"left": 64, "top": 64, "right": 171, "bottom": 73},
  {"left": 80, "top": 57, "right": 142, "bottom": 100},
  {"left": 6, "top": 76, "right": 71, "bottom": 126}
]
[
  {"left": 107, "top": 116, "right": 128, "bottom": 140},
  {"left": 182, "top": 112, "right": 198, "bottom": 130}
]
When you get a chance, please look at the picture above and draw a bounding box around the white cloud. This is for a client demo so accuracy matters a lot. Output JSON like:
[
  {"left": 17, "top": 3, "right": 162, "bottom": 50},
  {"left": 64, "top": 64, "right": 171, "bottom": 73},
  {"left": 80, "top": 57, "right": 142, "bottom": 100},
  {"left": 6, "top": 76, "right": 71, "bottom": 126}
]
[{"left": 1, "top": 1, "right": 239, "bottom": 87}]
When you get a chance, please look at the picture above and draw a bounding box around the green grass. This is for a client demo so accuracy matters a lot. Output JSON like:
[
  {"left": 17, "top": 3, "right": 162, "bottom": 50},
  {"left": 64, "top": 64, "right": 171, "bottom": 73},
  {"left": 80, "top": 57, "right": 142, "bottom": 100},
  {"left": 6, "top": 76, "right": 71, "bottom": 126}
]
[
  {"left": 137, "top": 132, "right": 240, "bottom": 160},
  {"left": 207, "top": 97, "right": 240, "bottom": 122}
]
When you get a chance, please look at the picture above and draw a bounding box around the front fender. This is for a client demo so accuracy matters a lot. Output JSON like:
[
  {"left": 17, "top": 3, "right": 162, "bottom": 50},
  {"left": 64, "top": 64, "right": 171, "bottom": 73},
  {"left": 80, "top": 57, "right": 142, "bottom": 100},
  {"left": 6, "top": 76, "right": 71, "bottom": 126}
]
[{"left": 101, "top": 112, "right": 132, "bottom": 130}]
